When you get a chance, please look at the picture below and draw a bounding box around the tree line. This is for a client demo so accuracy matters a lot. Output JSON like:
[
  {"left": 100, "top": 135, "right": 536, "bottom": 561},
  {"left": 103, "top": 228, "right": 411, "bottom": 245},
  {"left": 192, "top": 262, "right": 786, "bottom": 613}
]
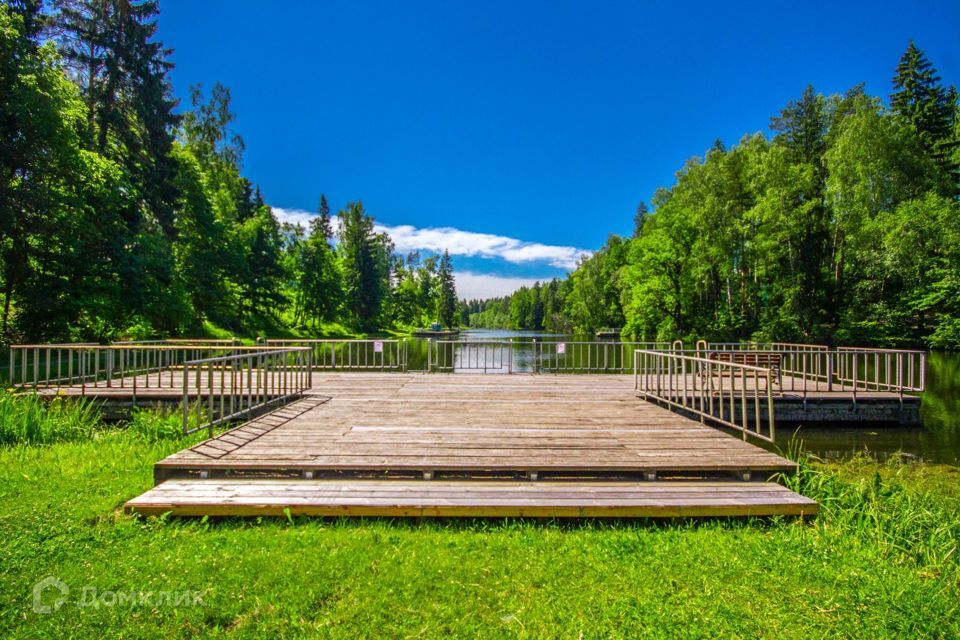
[
  {"left": 0, "top": 1, "right": 459, "bottom": 342},
  {"left": 470, "top": 43, "right": 960, "bottom": 348}
]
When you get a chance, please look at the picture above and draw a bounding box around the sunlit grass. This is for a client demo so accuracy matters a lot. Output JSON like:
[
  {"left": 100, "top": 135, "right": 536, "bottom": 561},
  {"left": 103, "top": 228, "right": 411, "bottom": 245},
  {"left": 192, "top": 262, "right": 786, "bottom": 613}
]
[{"left": 0, "top": 401, "right": 957, "bottom": 637}]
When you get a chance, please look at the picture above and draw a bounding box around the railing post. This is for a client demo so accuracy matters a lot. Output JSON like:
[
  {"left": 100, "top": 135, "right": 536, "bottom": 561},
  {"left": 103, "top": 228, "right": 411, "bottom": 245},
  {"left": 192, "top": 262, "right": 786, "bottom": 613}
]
[
  {"left": 182, "top": 359, "right": 189, "bottom": 435},
  {"left": 208, "top": 361, "right": 214, "bottom": 437},
  {"left": 852, "top": 355, "right": 858, "bottom": 409},
  {"left": 826, "top": 351, "right": 834, "bottom": 392},
  {"left": 767, "top": 371, "right": 775, "bottom": 441}
]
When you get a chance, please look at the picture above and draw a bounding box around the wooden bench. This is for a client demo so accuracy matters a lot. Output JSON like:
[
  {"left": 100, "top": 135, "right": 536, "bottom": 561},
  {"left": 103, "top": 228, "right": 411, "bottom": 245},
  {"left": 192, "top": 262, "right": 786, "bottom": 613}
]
[{"left": 702, "top": 351, "right": 782, "bottom": 391}]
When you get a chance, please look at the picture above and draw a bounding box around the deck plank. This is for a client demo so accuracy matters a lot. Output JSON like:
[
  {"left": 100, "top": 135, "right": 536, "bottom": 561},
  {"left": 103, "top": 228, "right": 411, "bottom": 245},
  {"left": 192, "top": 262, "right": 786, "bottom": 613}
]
[
  {"left": 125, "top": 479, "right": 818, "bottom": 518},
  {"left": 151, "top": 373, "right": 797, "bottom": 477}
]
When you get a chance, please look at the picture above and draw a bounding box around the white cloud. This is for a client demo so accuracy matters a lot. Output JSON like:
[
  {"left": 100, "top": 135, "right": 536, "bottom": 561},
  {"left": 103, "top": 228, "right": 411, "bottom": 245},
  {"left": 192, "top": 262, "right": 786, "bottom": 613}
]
[
  {"left": 270, "top": 206, "right": 592, "bottom": 270},
  {"left": 455, "top": 272, "right": 544, "bottom": 299},
  {"left": 271, "top": 207, "right": 317, "bottom": 228}
]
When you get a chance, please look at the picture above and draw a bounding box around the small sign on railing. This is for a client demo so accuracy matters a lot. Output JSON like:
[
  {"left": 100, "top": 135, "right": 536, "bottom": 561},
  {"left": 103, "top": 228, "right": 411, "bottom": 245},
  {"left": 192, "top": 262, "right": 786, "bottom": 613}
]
[
  {"left": 373, "top": 341, "right": 383, "bottom": 353},
  {"left": 556, "top": 342, "right": 566, "bottom": 355}
]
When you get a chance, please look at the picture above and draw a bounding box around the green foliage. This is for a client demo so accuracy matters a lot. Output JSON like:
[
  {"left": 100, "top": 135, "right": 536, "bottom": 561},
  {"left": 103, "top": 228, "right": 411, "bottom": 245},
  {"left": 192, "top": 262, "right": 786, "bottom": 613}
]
[
  {"left": 0, "top": 391, "right": 101, "bottom": 445},
  {"left": 126, "top": 407, "right": 188, "bottom": 443},
  {"left": 0, "top": 5, "right": 457, "bottom": 342},
  {"left": 435, "top": 250, "right": 457, "bottom": 327},
  {"left": 291, "top": 196, "right": 341, "bottom": 328},
  {"left": 469, "top": 278, "right": 567, "bottom": 331},
  {"left": 472, "top": 44, "right": 960, "bottom": 349},
  {"left": 336, "top": 201, "right": 393, "bottom": 330}
]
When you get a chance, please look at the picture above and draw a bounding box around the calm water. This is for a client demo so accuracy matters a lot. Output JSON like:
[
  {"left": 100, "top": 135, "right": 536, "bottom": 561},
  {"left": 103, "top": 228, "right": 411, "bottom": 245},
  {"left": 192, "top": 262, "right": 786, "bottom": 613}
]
[
  {"left": 789, "top": 351, "right": 960, "bottom": 464},
  {"left": 413, "top": 330, "right": 960, "bottom": 464}
]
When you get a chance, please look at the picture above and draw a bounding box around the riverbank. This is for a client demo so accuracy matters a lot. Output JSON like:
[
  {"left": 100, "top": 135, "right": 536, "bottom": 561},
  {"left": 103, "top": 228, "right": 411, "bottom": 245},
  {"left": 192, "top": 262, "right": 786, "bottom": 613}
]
[{"left": 0, "top": 400, "right": 957, "bottom": 637}]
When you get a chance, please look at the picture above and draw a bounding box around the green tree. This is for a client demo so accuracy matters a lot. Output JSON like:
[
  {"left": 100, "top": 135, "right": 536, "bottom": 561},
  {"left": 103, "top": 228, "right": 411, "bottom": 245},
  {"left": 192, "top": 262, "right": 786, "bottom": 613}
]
[
  {"left": 890, "top": 41, "right": 958, "bottom": 188},
  {"left": 337, "top": 201, "right": 392, "bottom": 329},
  {"left": 435, "top": 250, "right": 457, "bottom": 327},
  {"left": 632, "top": 201, "right": 648, "bottom": 238},
  {"left": 295, "top": 199, "right": 342, "bottom": 327}
]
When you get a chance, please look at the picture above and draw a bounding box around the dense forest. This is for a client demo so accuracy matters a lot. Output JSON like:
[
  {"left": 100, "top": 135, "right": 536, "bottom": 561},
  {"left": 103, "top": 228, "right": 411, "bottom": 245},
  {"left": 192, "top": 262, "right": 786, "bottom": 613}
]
[
  {"left": 4, "top": 1, "right": 960, "bottom": 348},
  {"left": 0, "top": 0, "right": 459, "bottom": 342},
  {"left": 470, "top": 43, "right": 960, "bottom": 348}
]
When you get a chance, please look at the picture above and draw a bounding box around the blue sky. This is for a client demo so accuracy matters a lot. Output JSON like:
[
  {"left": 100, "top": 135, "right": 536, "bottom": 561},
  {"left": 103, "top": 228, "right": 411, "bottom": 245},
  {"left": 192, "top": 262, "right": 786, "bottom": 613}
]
[{"left": 157, "top": 1, "right": 960, "bottom": 298}]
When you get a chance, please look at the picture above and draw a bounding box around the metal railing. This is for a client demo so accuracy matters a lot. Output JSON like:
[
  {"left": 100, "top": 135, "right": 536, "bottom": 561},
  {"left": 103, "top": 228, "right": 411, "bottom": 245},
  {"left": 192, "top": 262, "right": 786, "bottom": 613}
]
[
  {"left": 182, "top": 347, "right": 311, "bottom": 436},
  {"left": 264, "top": 339, "right": 406, "bottom": 371},
  {"left": 7, "top": 344, "right": 283, "bottom": 391},
  {"left": 665, "top": 346, "right": 925, "bottom": 403},
  {"left": 113, "top": 338, "right": 239, "bottom": 346},
  {"left": 430, "top": 340, "right": 513, "bottom": 373},
  {"left": 534, "top": 341, "right": 673, "bottom": 373},
  {"left": 833, "top": 348, "right": 925, "bottom": 396},
  {"left": 634, "top": 349, "right": 776, "bottom": 442},
  {"left": 700, "top": 341, "right": 828, "bottom": 354}
]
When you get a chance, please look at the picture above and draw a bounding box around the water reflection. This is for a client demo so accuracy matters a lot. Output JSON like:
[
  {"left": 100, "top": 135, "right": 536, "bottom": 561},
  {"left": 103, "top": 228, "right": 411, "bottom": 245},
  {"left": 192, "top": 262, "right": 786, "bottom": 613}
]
[{"left": 788, "top": 351, "right": 960, "bottom": 464}]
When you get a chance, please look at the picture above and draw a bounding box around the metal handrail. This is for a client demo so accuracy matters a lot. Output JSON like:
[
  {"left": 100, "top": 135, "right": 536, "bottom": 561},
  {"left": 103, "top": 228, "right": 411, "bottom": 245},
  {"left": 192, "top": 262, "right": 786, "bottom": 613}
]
[
  {"left": 534, "top": 341, "right": 672, "bottom": 373},
  {"left": 264, "top": 339, "right": 407, "bottom": 371},
  {"left": 653, "top": 346, "right": 926, "bottom": 401},
  {"left": 430, "top": 340, "right": 513, "bottom": 373},
  {"left": 7, "top": 344, "right": 278, "bottom": 390},
  {"left": 633, "top": 348, "right": 776, "bottom": 443},
  {"left": 705, "top": 342, "right": 829, "bottom": 352},
  {"left": 182, "top": 347, "right": 311, "bottom": 436}
]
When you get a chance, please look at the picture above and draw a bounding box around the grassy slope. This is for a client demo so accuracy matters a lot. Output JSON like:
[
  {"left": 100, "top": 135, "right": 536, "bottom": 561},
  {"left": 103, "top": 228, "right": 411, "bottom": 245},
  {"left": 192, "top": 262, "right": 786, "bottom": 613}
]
[{"left": 0, "top": 421, "right": 958, "bottom": 638}]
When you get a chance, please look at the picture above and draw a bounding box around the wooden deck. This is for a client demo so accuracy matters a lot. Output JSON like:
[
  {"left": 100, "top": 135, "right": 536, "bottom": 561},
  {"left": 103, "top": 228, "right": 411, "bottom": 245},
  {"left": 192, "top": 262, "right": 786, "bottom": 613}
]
[
  {"left": 153, "top": 374, "right": 796, "bottom": 478},
  {"left": 122, "top": 373, "right": 817, "bottom": 518}
]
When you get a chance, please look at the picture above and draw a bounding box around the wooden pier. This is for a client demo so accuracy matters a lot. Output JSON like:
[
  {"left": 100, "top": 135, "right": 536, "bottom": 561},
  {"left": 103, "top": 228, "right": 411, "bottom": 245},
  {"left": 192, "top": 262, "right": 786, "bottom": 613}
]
[{"left": 125, "top": 373, "right": 818, "bottom": 518}]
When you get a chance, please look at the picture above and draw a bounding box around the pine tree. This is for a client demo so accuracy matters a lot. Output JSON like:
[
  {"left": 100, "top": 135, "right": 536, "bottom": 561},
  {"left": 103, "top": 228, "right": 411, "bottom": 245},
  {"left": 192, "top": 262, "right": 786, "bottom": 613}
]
[
  {"left": 771, "top": 85, "right": 827, "bottom": 165},
  {"left": 52, "top": 0, "right": 179, "bottom": 231},
  {"left": 633, "top": 201, "right": 648, "bottom": 238},
  {"left": 435, "top": 250, "right": 457, "bottom": 327},
  {"left": 238, "top": 200, "right": 286, "bottom": 319},
  {"left": 294, "top": 200, "right": 341, "bottom": 327},
  {"left": 317, "top": 194, "right": 333, "bottom": 240},
  {"left": 337, "top": 201, "right": 391, "bottom": 328},
  {"left": 891, "top": 41, "right": 958, "bottom": 188}
]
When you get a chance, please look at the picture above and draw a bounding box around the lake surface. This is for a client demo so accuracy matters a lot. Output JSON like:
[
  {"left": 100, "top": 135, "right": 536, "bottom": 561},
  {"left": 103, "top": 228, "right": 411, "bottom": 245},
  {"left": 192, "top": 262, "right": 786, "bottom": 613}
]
[{"left": 409, "top": 329, "right": 960, "bottom": 464}]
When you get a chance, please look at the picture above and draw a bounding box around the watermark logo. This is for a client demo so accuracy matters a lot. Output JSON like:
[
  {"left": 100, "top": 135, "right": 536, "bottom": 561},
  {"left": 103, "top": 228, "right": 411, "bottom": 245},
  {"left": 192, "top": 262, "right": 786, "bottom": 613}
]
[
  {"left": 31, "top": 577, "right": 205, "bottom": 614},
  {"left": 32, "top": 576, "right": 69, "bottom": 614}
]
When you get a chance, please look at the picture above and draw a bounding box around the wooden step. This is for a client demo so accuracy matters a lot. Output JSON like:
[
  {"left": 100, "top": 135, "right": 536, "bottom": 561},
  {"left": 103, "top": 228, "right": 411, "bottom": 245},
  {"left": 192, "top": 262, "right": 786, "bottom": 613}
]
[{"left": 125, "top": 479, "right": 818, "bottom": 518}]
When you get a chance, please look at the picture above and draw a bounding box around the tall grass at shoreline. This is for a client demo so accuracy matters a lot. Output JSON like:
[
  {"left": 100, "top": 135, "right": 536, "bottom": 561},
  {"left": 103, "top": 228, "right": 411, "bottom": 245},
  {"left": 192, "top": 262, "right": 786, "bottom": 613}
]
[
  {"left": 0, "top": 391, "right": 102, "bottom": 445},
  {"left": 0, "top": 391, "right": 202, "bottom": 446},
  {"left": 782, "top": 451, "right": 960, "bottom": 578}
]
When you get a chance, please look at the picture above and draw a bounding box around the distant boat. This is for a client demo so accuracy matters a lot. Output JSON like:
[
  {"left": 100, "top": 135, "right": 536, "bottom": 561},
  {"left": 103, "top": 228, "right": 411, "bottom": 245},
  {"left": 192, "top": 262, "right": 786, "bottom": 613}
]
[
  {"left": 412, "top": 325, "right": 461, "bottom": 338},
  {"left": 595, "top": 328, "right": 622, "bottom": 339}
]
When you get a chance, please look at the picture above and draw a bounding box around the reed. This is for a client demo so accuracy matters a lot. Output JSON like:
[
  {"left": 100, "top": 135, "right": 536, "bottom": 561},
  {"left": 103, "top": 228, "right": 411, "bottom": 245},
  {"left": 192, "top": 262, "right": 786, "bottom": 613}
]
[
  {"left": 0, "top": 391, "right": 102, "bottom": 445},
  {"left": 782, "top": 448, "right": 960, "bottom": 576}
]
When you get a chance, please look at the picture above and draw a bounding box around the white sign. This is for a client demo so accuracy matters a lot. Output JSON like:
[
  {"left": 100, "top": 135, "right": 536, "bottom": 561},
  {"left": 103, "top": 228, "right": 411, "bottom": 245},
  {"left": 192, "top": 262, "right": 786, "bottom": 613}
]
[
  {"left": 556, "top": 342, "right": 566, "bottom": 355},
  {"left": 373, "top": 341, "right": 384, "bottom": 353}
]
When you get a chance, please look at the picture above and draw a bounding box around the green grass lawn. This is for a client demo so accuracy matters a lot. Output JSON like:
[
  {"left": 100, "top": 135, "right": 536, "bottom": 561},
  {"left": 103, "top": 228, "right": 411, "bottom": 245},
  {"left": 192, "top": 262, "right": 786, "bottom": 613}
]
[{"left": 1, "top": 398, "right": 958, "bottom": 638}]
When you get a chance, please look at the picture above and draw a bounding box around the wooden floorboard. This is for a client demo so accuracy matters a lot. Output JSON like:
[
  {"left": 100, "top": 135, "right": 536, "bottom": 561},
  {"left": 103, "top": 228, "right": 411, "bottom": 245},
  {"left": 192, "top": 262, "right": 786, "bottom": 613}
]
[
  {"left": 150, "top": 373, "right": 796, "bottom": 477},
  {"left": 114, "top": 373, "right": 822, "bottom": 518},
  {"left": 125, "top": 478, "right": 818, "bottom": 518}
]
